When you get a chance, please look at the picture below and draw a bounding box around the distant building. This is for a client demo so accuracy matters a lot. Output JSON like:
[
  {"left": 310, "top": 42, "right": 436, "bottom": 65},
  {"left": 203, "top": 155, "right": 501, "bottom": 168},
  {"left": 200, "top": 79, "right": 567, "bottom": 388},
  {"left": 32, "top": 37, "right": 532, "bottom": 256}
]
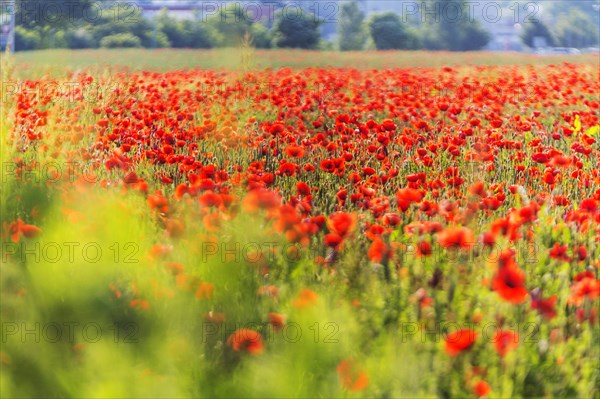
[
  {"left": 0, "top": 0, "right": 15, "bottom": 52},
  {"left": 481, "top": 6, "right": 524, "bottom": 51}
]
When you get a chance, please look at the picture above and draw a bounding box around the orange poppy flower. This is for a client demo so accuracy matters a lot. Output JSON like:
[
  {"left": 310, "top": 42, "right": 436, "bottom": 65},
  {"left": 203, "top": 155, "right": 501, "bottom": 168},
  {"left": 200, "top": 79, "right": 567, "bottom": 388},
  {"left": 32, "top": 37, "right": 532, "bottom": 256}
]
[
  {"left": 336, "top": 358, "right": 369, "bottom": 391},
  {"left": 293, "top": 288, "right": 318, "bottom": 308},
  {"left": 195, "top": 282, "right": 214, "bottom": 300}
]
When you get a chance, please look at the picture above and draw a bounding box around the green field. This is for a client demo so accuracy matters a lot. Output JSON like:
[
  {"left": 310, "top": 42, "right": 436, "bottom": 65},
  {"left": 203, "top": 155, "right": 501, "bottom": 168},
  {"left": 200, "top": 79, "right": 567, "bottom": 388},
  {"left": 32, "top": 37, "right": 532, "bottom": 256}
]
[{"left": 9, "top": 48, "right": 600, "bottom": 77}]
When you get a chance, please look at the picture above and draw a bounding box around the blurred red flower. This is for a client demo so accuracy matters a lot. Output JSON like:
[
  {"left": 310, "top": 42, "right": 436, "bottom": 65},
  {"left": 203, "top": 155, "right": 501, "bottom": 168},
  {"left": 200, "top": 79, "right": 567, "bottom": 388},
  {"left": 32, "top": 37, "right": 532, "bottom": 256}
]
[
  {"left": 492, "top": 254, "right": 528, "bottom": 304},
  {"left": 327, "top": 212, "right": 356, "bottom": 238},
  {"left": 227, "top": 329, "right": 263, "bottom": 355},
  {"left": 493, "top": 330, "right": 519, "bottom": 357},
  {"left": 444, "top": 329, "right": 478, "bottom": 356},
  {"left": 437, "top": 226, "right": 475, "bottom": 250}
]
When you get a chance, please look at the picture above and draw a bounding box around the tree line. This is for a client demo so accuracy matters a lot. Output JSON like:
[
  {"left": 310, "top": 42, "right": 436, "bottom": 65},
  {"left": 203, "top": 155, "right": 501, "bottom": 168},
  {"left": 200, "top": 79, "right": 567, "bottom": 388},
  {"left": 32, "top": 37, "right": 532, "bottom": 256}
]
[{"left": 12, "top": 0, "right": 599, "bottom": 51}]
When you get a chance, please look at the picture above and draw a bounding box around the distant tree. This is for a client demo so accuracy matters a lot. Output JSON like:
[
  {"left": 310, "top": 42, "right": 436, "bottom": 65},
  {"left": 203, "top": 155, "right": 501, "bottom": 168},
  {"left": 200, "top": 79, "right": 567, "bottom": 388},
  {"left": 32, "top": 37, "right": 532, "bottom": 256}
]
[
  {"left": 156, "top": 10, "right": 185, "bottom": 47},
  {"left": 421, "top": 0, "right": 490, "bottom": 51},
  {"left": 458, "top": 21, "right": 491, "bottom": 51},
  {"left": 368, "top": 13, "right": 419, "bottom": 50},
  {"left": 338, "top": 0, "right": 367, "bottom": 51},
  {"left": 89, "top": 6, "right": 166, "bottom": 48},
  {"left": 14, "top": 26, "right": 41, "bottom": 50},
  {"left": 64, "top": 28, "right": 96, "bottom": 49},
  {"left": 14, "top": 0, "right": 98, "bottom": 49},
  {"left": 14, "top": 0, "right": 94, "bottom": 29},
  {"left": 544, "top": 1, "right": 599, "bottom": 18},
  {"left": 249, "top": 23, "right": 272, "bottom": 49},
  {"left": 99, "top": 32, "right": 142, "bottom": 48},
  {"left": 272, "top": 9, "right": 321, "bottom": 49},
  {"left": 554, "top": 10, "right": 599, "bottom": 47},
  {"left": 520, "top": 19, "right": 555, "bottom": 48},
  {"left": 207, "top": 7, "right": 254, "bottom": 47},
  {"left": 156, "top": 10, "right": 214, "bottom": 48}
]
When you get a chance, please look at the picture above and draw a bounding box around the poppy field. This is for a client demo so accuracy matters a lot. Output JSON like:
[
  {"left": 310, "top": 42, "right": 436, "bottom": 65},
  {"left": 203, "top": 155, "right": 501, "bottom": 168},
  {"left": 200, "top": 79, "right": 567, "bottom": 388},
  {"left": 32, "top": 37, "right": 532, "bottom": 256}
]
[{"left": 1, "top": 50, "right": 599, "bottom": 398}]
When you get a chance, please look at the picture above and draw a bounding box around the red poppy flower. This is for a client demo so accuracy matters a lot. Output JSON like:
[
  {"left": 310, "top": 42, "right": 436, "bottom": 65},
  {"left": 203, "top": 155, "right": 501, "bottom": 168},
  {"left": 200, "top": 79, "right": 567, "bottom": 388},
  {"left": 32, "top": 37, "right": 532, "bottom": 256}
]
[
  {"left": 367, "top": 238, "right": 391, "bottom": 263},
  {"left": 285, "top": 145, "right": 304, "bottom": 158},
  {"left": 437, "top": 226, "right": 475, "bottom": 250},
  {"left": 574, "top": 245, "right": 587, "bottom": 261},
  {"left": 174, "top": 184, "right": 189, "bottom": 199},
  {"left": 568, "top": 275, "right": 600, "bottom": 306},
  {"left": 493, "top": 330, "right": 519, "bottom": 357},
  {"left": 324, "top": 233, "right": 344, "bottom": 249},
  {"left": 242, "top": 189, "right": 281, "bottom": 212},
  {"left": 492, "top": 263, "right": 528, "bottom": 304},
  {"left": 416, "top": 240, "right": 432, "bottom": 257},
  {"left": 268, "top": 312, "right": 286, "bottom": 331},
  {"left": 147, "top": 191, "right": 169, "bottom": 213},
  {"left": 481, "top": 232, "right": 495, "bottom": 247},
  {"left": 382, "top": 212, "right": 401, "bottom": 227},
  {"left": 531, "top": 294, "right": 557, "bottom": 319},
  {"left": 227, "top": 329, "right": 264, "bottom": 355},
  {"left": 549, "top": 243, "right": 571, "bottom": 261},
  {"left": 396, "top": 188, "right": 424, "bottom": 211},
  {"left": 327, "top": 212, "right": 356, "bottom": 238},
  {"left": 468, "top": 181, "right": 486, "bottom": 197},
  {"left": 198, "top": 191, "right": 223, "bottom": 208},
  {"left": 473, "top": 380, "right": 491, "bottom": 397},
  {"left": 444, "top": 329, "right": 478, "bottom": 356},
  {"left": 296, "top": 181, "right": 311, "bottom": 196},
  {"left": 580, "top": 198, "right": 598, "bottom": 212},
  {"left": 9, "top": 219, "right": 42, "bottom": 242},
  {"left": 320, "top": 159, "right": 336, "bottom": 173},
  {"left": 336, "top": 188, "right": 347, "bottom": 204},
  {"left": 381, "top": 119, "right": 396, "bottom": 131}
]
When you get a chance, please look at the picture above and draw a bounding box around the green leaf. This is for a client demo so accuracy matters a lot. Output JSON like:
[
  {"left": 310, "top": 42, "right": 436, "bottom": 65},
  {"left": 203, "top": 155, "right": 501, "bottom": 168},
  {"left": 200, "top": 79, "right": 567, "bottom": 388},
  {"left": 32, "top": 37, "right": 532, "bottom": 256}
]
[{"left": 390, "top": 229, "right": 401, "bottom": 242}]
